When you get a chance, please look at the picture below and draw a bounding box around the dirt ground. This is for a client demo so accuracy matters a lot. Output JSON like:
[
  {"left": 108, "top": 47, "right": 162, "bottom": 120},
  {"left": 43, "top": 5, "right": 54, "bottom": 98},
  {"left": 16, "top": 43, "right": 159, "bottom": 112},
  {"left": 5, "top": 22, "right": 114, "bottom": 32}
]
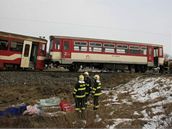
[{"left": 0, "top": 71, "right": 142, "bottom": 128}]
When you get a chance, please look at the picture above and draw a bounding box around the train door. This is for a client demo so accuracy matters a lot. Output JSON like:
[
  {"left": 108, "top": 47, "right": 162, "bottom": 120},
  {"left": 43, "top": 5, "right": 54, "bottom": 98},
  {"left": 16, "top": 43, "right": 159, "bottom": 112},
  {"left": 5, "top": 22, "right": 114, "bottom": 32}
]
[
  {"left": 30, "top": 43, "right": 38, "bottom": 68},
  {"left": 61, "top": 40, "right": 71, "bottom": 58},
  {"left": 154, "top": 48, "right": 159, "bottom": 67},
  {"left": 20, "top": 40, "right": 32, "bottom": 68},
  {"left": 147, "top": 46, "right": 159, "bottom": 67},
  {"left": 147, "top": 46, "right": 154, "bottom": 67}
]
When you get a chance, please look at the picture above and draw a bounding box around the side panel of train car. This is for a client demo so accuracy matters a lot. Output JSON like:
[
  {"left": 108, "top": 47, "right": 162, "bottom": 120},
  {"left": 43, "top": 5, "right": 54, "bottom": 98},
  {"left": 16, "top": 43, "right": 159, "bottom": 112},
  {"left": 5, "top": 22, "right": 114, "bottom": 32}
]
[
  {"left": 49, "top": 36, "right": 164, "bottom": 72},
  {"left": 0, "top": 32, "right": 47, "bottom": 70}
]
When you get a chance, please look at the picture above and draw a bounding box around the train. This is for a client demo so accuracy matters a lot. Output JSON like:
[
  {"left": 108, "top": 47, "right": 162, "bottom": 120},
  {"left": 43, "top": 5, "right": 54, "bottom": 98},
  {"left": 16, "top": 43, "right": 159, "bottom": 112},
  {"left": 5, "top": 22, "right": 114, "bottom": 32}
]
[
  {"left": 0, "top": 31, "right": 47, "bottom": 70},
  {"left": 0, "top": 31, "right": 166, "bottom": 72},
  {"left": 48, "top": 35, "right": 164, "bottom": 72}
]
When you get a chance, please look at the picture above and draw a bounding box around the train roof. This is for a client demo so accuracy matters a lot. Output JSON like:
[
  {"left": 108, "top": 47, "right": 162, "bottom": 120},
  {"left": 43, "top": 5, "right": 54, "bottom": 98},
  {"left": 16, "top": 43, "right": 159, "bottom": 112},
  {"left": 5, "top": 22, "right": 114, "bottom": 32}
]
[
  {"left": 0, "top": 31, "right": 47, "bottom": 43},
  {"left": 50, "top": 35, "right": 163, "bottom": 47}
]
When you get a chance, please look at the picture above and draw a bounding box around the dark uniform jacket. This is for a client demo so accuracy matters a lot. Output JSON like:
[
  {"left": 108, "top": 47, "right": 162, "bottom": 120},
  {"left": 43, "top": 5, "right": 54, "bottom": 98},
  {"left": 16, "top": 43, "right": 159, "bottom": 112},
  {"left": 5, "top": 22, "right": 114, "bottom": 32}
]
[
  {"left": 92, "top": 80, "right": 102, "bottom": 96},
  {"left": 73, "top": 81, "right": 86, "bottom": 98},
  {"left": 84, "top": 76, "right": 92, "bottom": 95}
]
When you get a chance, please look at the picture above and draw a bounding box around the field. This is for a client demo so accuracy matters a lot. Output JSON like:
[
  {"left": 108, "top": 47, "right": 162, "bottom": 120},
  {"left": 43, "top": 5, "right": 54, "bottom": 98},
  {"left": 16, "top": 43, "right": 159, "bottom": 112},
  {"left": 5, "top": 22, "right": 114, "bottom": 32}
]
[{"left": 0, "top": 71, "right": 172, "bottom": 128}]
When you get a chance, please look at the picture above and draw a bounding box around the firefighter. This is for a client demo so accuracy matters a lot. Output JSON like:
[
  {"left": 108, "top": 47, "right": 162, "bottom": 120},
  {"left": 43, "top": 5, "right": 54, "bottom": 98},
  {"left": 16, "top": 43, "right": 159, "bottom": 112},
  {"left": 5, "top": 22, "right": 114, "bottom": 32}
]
[
  {"left": 73, "top": 74, "right": 86, "bottom": 112},
  {"left": 83, "top": 71, "right": 92, "bottom": 107},
  {"left": 92, "top": 74, "right": 102, "bottom": 110}
]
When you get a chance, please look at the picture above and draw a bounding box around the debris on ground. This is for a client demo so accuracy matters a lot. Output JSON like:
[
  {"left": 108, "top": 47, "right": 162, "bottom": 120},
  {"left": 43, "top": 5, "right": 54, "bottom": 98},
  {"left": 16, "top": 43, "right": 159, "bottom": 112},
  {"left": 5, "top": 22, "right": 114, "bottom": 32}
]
[
  {"left": 23, "top": 104, "right": 42, "bottom": 116},
  {"left": 59, "top": 98, "right": 74, "bottom": 112},
  {"left": 0, "top": 72, "right": 172, "bottom": 128},
  {"left": 39, "top": 97, "right": 61, "bottom": 107},
  {"left": 0, "top": 104, "right": 27, "bottom": 117}
]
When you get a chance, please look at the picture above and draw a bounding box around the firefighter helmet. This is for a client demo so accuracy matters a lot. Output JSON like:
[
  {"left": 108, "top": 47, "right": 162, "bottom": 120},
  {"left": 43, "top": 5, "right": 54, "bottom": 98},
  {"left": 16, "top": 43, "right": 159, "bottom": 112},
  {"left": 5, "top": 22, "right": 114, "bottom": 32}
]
[
  {"left": 79, "top": 74, "right": 84, "bottom": 81},
  {"left": 84, "top": 71, "right": 89, "bottom": 76},
  {"left": 94, "top": 74, "right": 100, "bottom": 80}
]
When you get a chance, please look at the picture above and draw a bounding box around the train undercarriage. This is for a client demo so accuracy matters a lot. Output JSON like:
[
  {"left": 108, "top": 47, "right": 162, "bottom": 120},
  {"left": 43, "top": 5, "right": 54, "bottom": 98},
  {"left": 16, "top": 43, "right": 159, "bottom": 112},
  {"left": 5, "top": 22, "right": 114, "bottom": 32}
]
[{"left": 49, "top": 61, "right": 158, "bottom": 73}]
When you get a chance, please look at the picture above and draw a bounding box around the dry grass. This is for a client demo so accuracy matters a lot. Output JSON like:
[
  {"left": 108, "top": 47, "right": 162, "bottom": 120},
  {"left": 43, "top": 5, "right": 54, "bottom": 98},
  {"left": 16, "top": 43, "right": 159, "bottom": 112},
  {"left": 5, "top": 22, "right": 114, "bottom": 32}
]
[
  {"left": 116, "top": 119, "right": 147, "bottom": 128},
  {"left": 1, "top": 72, "right": 171, "bottom": 128}
]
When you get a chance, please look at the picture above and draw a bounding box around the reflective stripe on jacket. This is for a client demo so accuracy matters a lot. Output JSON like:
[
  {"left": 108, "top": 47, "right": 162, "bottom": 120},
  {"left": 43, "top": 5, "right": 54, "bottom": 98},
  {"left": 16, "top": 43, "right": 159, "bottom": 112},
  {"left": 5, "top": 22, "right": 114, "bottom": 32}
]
[
  {"left": 84, "top": 76, "right": 92, "bottom": 95},
  {"left": 92, "top": 80, "right": 102, "bottom": 96},
  {"left": 73, "top": 81, "right": 86, "bottom": 98}
]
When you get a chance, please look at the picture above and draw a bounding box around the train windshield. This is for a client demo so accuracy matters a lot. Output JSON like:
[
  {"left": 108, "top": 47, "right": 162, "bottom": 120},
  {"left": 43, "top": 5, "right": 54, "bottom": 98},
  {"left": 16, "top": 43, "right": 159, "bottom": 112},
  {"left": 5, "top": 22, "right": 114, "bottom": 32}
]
[{"left": 0, "top": 40, "right": 8, "bottom": 50}]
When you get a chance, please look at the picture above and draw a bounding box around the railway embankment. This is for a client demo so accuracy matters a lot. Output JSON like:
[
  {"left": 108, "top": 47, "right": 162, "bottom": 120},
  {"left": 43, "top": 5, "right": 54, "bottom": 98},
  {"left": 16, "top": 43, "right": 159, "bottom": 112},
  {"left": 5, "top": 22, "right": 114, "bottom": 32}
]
[{"left": 0, "top": 72, "right": 171, "bottom": 128}]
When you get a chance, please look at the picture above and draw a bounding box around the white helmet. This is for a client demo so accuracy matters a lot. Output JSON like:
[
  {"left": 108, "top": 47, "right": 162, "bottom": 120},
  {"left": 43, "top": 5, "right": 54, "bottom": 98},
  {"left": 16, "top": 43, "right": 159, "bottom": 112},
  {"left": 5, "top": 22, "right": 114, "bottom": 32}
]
[
  {"left": 94, "top": 74, "right": 100, "bottom": 80},
  {"left": 84, "top": 71, "right": 89, "bottom": 76},
  {"left": 79, "top": 75, "right": 84, "bottom": 81}
]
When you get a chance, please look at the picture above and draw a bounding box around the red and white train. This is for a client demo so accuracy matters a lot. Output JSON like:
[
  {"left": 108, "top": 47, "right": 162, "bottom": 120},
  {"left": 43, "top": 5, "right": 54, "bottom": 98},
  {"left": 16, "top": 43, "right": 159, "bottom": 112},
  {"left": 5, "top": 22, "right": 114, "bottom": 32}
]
[
  {"left": 0, "top": 31, "right": 164, "bottom": 72},
  {"left": 49, "top": 35, "right": 164, "bottom": 72},
  {"left": 0, "top": 31, "right": 47, "bottom": 70}
]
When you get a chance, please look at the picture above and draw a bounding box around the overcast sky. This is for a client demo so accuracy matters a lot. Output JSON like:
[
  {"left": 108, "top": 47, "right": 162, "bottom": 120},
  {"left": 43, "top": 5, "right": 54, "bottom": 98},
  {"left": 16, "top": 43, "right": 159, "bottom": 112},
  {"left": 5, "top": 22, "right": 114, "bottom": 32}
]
[{"left": 0, "top": 0, "right": 172, "bottom": 54}]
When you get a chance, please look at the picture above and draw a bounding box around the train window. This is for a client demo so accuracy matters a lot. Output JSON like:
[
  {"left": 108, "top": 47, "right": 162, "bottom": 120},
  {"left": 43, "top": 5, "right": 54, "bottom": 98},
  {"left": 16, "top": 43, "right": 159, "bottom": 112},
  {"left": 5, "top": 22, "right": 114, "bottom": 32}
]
[
  {"left": 104, "top": 48, "right": 115, "bottom": 53},
  {"left": 0, "top": 40, "right": 8, "bottom": 50},
  {"left": 89, "top": 42, "right": 102, "bottom": 52},
  {"left": 116, "top": 44, "right": 128, "bottom": 54},
  {"left": 80, "top": 47, "right": 87, "bottom": 51},
  {"left": 92, "top": 47, "right": 102, "bottom": 52},
  {"left": 117, "top": 45, "right": 128, "bottom": 49},
  {"left": 74, "top": 41, "right": 88, "bottom": 51},
  {"left": 74, "top": 46, "right": 87, "bottom": 51},
  {"left": 89, "top": 42, "right": 102, "bottom": 47},
  {"left": 74, "top": 46, "right": 79, "bottom": 51},
  {"left": 130, "top": 49, "right": 140, "bottom": 54},
  {"left": 10, "top": 42, "right": 23, "bottom": 52},
  {"left": 159, "top": 48, "right": 163, "bottom": 57},
  {"left": 141, "top": 47, "right": 147, "bottom": 55},
  {"left": 50, "top": 40, "right": 53, "bottom": 50},
  {"left": 74, "top": 41, "right": 87, "bottom": 46},
  {"left": 40, "top": 44, "right": 46, "bottom": 55},
  {"left": 154, "top": 48, "right": 158, "bottom": 57},
  {"left": 55, "top": 39, "right": 60, "bottom": 50},
  {"left": 64, "top": 41, "right": 69, "bottom": 50},
  {"left": 103, "top": 43, "right": 115, "bottom": 48},
  {"left": 103, "top": 43, "right": 115, "bottom": 53},
  {"left": 148, "top": 48, "right": 152, "bottom": 55},
  {"left": 89, "top": 46, "right": 102, "bottom": 52},
  {"left": 81, "top": 42, "right": 87, "bottom": 46},
  {"left": 129, "top": 46, "right": 139, "bottom": 50},
  {"left": 24, "top": 44, "right": 30, "bottom": 57},
  {"left": 129, "top": 46, "right": 140, "bottom": 54}
]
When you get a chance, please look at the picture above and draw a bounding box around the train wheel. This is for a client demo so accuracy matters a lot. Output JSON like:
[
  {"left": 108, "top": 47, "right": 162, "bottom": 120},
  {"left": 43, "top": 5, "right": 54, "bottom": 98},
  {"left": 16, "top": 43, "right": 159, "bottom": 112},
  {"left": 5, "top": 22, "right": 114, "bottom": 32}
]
[
  {"left": 69, "top": 64, "right": 79, "bottom": 72},
  {"left": 141, "top": 65, "right": 147, "bottom": 73},
  {"left": 134, "top": 65, "right": 139, "bottom": 73}
]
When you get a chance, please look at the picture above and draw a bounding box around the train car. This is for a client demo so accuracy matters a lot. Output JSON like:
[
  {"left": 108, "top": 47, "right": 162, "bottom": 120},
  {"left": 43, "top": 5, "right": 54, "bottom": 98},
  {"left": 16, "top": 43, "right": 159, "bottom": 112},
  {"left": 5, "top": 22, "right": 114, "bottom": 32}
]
[
  {"left": 49, "top": 35, "right": 164, "bottom": 72},
  {"left": 0, "top": 31, "right": 47, "bottom": 70},
  {"left": 163, "top": 58, "right": 172, "bottom": 74}
]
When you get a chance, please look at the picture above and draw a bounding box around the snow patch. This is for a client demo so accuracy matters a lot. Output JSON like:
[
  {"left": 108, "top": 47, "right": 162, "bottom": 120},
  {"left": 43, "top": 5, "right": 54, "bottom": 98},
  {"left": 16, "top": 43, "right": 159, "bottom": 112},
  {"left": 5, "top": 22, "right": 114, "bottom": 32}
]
[
  {"left": 105, "top": 76, "right": 172, "bottom": 129},
  {"left": 141, "top": 109, "right": 150, "bottom": 119},
  {"left": 134, "top": 111, "right": 140, "bottom": 115},
  {"left": 151, "top": 106, "right": 164, "bottom": 114},
  {"left": 102, "top": 90, "right": 110, "bottom": 95},
  {"left": 108, "top": 118, "right": 132, "bottom": 129},
  {"left": 109, "top": 111, "right": 114, "bottom": 116},
  {"left": 94, "top": 114, "right": 102, "bottom": 122}
]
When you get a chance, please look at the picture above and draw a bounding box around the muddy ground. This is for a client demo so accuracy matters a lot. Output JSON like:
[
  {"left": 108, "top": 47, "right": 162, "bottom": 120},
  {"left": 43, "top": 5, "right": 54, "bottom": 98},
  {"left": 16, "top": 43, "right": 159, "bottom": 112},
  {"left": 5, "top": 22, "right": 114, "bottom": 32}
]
[
  {"left": 0, "top": 71, "right": 146, "bottom": 128},
  {"left": 0, "top": 71, "right": 139, "bottom": 107}
]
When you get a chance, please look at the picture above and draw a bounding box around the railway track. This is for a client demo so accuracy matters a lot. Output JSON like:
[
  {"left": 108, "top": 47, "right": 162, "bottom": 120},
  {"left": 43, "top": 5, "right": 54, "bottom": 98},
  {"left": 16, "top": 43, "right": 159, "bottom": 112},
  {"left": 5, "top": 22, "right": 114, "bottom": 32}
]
[{"left": 1, "top": 68, "right": 171, "bottom": 76}]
